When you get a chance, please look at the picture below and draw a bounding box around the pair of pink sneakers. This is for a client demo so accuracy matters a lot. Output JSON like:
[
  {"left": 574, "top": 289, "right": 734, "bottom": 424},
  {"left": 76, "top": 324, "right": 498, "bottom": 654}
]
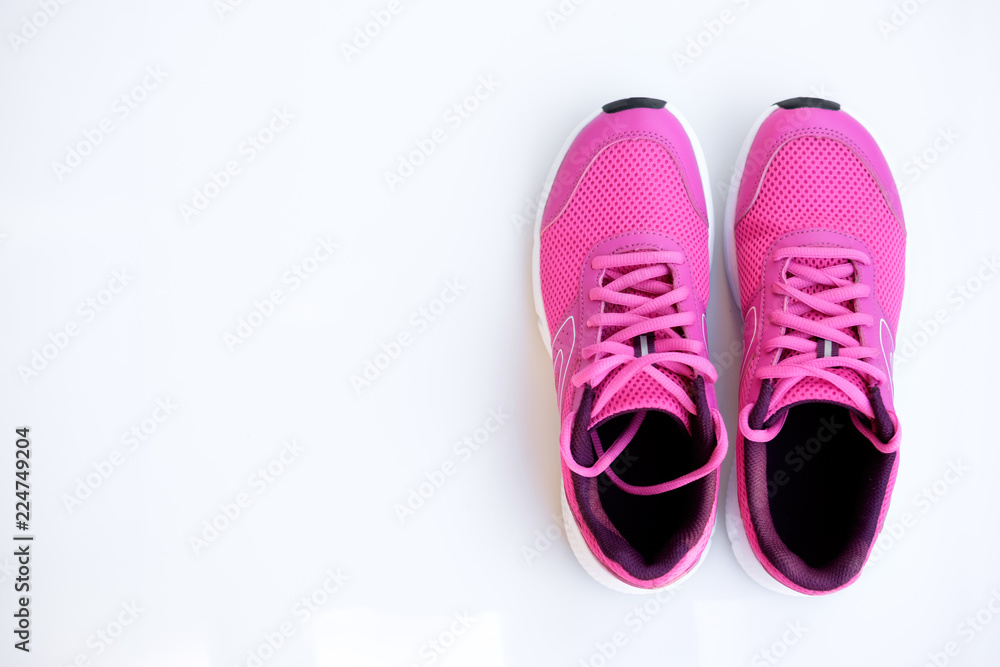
[{"left": 533, "top": 97, "right": 904, "bottom": 595}]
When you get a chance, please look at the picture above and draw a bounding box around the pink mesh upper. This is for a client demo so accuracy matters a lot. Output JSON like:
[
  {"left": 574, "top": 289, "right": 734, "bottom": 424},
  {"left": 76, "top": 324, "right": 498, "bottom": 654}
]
[
  {"left": 735, "top": 136, "right": 906, "bottom": 332},
  {"left": 735, "top": 135, "right": 905, "bottom": 412},
  {"left": 540, "top": 138, "right": 710, "bottom": 337}
]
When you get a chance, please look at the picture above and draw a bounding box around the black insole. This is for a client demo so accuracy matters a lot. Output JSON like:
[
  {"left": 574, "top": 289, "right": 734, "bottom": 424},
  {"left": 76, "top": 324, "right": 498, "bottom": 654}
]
[
  {"left": 766, "top": 403, "right": 889, "bottom": 567},
  {"left": 597, "top": 411, "right": 710, "bottom": 564}
]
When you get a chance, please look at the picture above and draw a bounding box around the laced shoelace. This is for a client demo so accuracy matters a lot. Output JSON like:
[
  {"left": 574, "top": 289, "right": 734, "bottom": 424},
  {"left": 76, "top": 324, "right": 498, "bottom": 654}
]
[
  {"left": 560, "top": 251, "right": 725, "bottom": 495},
  {"left": 738, "top": 246, "right": 888, "bottom": 443}
]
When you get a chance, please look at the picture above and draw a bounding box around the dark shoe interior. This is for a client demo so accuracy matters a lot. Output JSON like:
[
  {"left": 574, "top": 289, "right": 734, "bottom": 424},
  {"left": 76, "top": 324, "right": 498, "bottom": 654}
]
[
  {"left": 596, "top": 410, "right": 713, "bottom": 565},
  {"left": 766, "top": 403, "right": 891, "bottom": 568}
]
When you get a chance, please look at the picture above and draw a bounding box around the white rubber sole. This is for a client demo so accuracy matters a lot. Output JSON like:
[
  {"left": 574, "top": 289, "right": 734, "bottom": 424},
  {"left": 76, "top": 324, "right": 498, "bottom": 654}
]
[
  {"left": 532, "top": 100, "right": 717, "bottom": 593},
  {"left": 721, "top": 100, "right": 892, "bottom": 596}
]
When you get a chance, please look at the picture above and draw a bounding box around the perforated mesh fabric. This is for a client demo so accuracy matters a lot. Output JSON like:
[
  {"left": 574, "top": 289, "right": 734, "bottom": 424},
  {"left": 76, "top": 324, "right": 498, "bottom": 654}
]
[
  {"left": 736, "top": 136, "right": 905, "bottom": 411},
  {"left": 591, "top": 369, "right": 690, "bottom": 429},
  {"left": 772, "top": 375, "right": 863, "bottom": 415},
  {"left": 540, "top": 138, "right": 710, "bottom": 336},
  {"left": 735, "top": 136, "right": 905, "bottom": 330}
]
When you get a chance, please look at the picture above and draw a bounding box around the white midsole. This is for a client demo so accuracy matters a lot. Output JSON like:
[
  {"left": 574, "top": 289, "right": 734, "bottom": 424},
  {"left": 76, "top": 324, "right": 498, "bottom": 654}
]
[
  {"left": 531, "top": 100, "right": 717, "bottom": 592},
  {"left": 724, "top": 463, "right": 804, "bottom": 596}
]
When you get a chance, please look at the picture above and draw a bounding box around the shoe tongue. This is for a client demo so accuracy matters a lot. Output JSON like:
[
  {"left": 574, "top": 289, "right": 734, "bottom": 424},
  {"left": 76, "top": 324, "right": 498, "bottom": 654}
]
[
  {"left": 588, "top": 366, "right": 691, "bottom": 433},
  {"left": 766, "top": 368, "right": 867, "bottom": 421}
]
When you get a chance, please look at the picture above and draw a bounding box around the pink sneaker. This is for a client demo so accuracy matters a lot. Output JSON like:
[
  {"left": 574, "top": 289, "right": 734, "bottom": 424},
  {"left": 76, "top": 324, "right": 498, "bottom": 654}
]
[
  {"left": 723, "top": 97, "right": 906, "bottom": 595},
  {"left": 532, "top": 98, "right": 727, "bottom": 592}
]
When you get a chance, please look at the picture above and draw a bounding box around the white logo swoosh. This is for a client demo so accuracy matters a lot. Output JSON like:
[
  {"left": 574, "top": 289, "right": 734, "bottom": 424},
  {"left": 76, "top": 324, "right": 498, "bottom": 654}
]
[
  {"left": 739, "top": 306, "right": 757, "bottom": 384},
  {"left": 552, "top": 315, "right": 576, "bottom": 405},
  {"left": 880, "top": 318, "right": 895, "bottom": 397}
]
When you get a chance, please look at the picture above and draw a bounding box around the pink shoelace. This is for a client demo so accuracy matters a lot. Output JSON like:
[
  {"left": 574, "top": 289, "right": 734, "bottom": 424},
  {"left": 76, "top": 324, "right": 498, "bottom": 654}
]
[
  {"left": 738, "top": 246, "right": 888, "bottom": 443},
  {"left": 561, "top": 251, "right": 726, "bottom": 495}
]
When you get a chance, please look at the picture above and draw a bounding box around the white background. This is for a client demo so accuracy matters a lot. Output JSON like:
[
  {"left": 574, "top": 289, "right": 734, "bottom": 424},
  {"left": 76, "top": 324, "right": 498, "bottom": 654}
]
[{"left": 1, "top": 0, "right": 998, "bottom": 665}]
